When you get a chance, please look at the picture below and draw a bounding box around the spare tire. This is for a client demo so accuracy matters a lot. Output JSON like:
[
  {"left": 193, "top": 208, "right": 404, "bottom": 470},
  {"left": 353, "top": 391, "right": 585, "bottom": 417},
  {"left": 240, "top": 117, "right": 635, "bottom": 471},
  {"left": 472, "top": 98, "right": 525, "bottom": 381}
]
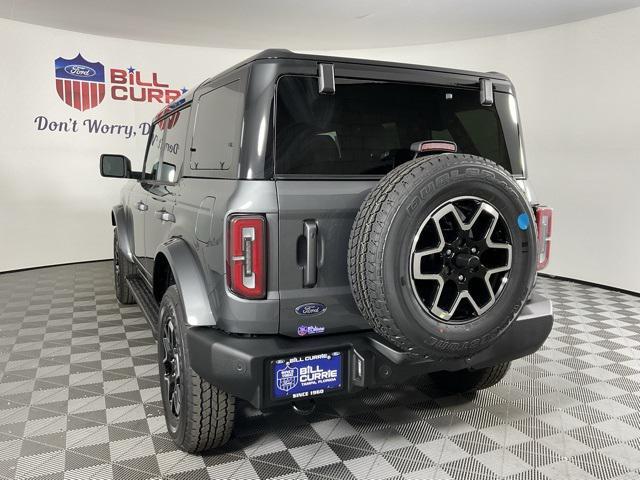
[{"left": 348, "top": 154, "right": 537, "bottom": 359}]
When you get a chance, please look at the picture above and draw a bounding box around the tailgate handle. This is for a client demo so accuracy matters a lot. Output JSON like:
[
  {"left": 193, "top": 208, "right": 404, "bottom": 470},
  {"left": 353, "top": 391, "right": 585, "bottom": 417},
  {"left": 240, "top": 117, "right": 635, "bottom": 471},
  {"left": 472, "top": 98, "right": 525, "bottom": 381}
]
[{"left": 303, "top": 220, "right": 318, "bottom": 288}]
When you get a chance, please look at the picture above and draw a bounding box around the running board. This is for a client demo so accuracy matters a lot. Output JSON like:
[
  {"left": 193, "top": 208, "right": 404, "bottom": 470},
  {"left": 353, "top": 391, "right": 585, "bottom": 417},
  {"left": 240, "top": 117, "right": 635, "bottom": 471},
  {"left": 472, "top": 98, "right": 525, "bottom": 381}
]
[{"left": 126, "top": 275, "right": 159, "bottom": 339}]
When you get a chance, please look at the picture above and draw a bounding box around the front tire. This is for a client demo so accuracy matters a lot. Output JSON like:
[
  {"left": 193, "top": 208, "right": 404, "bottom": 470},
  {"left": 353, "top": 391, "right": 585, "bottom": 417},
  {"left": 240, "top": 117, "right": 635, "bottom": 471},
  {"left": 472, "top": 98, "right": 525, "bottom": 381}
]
[
  {"left": 113, "top": 230, "right": 135, "bottom": 305},
  {"left": 158, "top": 285, "right": 236, "bottom": 453},
  {"left": 429, "top": 362, "right": 511, "bottom": 393}
]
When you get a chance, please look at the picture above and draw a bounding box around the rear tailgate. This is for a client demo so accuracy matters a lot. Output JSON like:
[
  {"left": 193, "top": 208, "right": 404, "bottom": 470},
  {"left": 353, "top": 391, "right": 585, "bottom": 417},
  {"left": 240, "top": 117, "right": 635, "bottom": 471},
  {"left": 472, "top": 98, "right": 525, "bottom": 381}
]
[
  {"left": 272, "top": 73, "right": 525, "bottom": 337},
  {"left": 276, "top": 180, "right": 375, "bottom": 336}
]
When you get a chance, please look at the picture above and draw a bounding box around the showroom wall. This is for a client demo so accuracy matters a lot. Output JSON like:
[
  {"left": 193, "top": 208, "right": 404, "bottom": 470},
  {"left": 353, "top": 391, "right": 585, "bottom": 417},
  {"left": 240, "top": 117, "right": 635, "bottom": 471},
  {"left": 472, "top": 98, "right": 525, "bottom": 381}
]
[
  {"left": 1, "top": 9, "right": 639, "bottom": 293},
  {"left": 0, "top": 18, "right": 254, "bottom": 272}
]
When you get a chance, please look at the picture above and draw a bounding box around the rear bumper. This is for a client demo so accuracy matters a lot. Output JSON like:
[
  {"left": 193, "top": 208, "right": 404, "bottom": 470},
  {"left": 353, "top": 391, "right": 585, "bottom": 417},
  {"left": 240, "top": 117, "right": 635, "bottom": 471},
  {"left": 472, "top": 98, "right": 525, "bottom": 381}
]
[{"left": 188, "top": 293, "right": 553, "bottom": 409}]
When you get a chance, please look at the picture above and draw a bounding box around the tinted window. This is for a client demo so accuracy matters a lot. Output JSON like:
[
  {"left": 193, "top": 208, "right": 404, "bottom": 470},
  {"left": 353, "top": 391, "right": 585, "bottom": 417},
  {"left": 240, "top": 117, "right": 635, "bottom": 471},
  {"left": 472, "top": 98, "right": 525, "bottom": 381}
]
[
  {"left": 158, "top": 107, "right": 190, "bottom": 182},
  {"left": 144, "top": 125, "right": 164, "bottom": 178},
  {"left": 190, "top": 81, "right": 244, "bottom": 175},
  {"left": 275, "top": 76, "right": 515, "bottom": 176}
]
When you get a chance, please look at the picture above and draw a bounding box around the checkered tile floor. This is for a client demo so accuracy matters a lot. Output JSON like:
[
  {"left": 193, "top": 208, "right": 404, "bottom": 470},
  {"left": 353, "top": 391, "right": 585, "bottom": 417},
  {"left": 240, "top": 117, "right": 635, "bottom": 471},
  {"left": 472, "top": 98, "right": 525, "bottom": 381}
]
[{"left": 1, "top": 261, "right": 640, "bottom": 479}]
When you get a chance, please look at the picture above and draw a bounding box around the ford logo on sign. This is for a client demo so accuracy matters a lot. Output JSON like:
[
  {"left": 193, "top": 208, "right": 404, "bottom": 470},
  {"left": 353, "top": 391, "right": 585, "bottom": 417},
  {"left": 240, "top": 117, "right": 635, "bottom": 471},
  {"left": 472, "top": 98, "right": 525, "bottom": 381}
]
[
  {"left": 64, "top": 64, "right": 96, "bottom": 78},
  {"left": 295, "top": 303, "right": 327, "bottom": 316}
]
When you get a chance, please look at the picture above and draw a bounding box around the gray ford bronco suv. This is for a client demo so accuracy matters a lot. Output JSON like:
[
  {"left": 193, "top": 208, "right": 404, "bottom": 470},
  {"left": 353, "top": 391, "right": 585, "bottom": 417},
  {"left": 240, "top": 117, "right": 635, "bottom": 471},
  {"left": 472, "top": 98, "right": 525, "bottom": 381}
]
[{"left": 100, "top": 49, "right": 554, "bottom": 453}]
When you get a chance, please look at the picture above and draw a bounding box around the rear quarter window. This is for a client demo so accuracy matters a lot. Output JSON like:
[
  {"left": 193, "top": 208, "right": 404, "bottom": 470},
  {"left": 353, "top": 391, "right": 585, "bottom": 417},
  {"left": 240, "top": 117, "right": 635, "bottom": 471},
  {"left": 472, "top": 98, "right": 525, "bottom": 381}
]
[{"left": 187, "top": 81, "right": 244, "bottom": 178}]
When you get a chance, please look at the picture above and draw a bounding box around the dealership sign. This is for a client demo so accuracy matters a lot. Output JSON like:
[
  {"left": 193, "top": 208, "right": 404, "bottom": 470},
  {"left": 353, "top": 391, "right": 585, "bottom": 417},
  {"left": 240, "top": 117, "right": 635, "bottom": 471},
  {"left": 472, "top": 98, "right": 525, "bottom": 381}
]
[
  {"left": 36, "top": 52, "right": 188, "bottom": 139},
  {"left": 53, "top": 53, "right": 184, "bottom": 111},
  {"left": 54, "top": 54, "right": 106, "bottom": 111}
]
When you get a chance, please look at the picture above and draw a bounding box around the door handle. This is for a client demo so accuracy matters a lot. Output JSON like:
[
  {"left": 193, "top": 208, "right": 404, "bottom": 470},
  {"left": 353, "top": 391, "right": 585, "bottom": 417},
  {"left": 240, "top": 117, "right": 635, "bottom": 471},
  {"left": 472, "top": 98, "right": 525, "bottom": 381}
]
[
  {"left": 155, "top": 210, "right": 175, "bottom": 223},
  {"left": 303, "top": 220, "right": 318, "bottom": 288},
  {"left": 136, "top": 201, "right": 148, "bottom": 212}
]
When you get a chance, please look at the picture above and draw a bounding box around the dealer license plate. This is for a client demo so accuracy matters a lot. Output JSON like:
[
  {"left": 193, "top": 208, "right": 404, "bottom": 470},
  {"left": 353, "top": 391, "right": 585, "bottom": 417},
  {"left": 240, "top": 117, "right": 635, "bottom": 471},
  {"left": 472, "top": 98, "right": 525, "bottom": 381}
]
[{"left": 271, "top": 351, "right": 344, "bottom": 400}]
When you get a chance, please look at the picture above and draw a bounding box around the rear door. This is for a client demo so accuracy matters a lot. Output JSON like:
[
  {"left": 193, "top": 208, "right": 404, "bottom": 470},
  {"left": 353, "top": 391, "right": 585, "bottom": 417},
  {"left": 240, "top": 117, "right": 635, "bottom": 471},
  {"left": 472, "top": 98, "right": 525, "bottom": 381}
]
[
  {"left": 274, "top": 73, "right": 522, "bottom": 337},
  {"left": 274, "top": 75, "right": 386, "bottom": 337}
]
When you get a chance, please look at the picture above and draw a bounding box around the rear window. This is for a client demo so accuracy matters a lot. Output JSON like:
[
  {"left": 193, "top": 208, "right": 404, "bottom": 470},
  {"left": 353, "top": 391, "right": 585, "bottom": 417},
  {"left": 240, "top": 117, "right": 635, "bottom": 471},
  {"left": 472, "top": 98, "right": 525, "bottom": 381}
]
[{"left": 275, "top": 76, "right": 519, "bottom": 176}]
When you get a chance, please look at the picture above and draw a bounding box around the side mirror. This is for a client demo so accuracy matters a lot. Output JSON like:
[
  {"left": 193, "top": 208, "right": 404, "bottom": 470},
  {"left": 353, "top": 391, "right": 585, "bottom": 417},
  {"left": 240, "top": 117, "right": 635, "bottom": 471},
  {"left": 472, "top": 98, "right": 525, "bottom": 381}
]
[{"left": 100, "top": 154, "right": 134, "bottom": 179}]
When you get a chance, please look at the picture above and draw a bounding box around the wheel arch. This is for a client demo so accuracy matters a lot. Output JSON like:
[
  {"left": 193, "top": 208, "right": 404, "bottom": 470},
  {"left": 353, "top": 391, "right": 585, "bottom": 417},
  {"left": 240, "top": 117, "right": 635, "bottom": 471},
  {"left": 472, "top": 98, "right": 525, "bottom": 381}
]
[
  {"left": 112, "top": 205, "right": 134, "bottom": 262},
  {"left": 152, "top": 253, "right": 174, "bottom": 303},
  {"left": 154, "top": 238, "right": 216, "bottom": 327}
]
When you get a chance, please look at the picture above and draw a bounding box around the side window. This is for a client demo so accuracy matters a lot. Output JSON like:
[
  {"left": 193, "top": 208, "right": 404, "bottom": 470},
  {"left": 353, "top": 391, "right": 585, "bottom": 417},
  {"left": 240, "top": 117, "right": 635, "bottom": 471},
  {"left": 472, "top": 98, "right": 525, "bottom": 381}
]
[
  {"left": 190, "top": 81, "right": 244, "bottom": 176},
  {"left": 158, "top": 107, "right": 191, "bottom": 183},
  {"left": 144, "top": 124, "right": 164, "bottom": 179}
]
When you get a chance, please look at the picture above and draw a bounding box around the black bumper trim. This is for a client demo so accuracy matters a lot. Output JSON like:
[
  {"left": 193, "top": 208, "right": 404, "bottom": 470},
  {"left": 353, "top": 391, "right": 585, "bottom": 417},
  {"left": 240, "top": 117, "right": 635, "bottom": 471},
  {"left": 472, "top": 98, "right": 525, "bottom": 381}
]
[{"left": 188, "top": 293, "right": 553, "bottom": 409}]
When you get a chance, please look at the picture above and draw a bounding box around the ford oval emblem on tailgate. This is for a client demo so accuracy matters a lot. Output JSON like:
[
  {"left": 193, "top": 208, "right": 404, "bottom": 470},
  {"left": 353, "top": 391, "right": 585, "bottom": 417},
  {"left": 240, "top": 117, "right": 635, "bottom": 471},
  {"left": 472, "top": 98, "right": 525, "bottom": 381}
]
[{"left": 295, "top": 303, "right": 327, "bottom": 316}]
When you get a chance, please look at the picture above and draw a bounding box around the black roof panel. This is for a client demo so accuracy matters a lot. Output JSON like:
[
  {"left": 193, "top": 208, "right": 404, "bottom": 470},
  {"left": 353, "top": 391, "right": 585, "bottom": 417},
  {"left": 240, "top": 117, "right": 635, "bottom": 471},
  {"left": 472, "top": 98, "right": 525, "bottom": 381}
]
[
  {"left": 172, "top": 49, "right": 509, "bottom": 108},
  {"left": 222, "top": 48, "right": 508, "bottom": 81}
]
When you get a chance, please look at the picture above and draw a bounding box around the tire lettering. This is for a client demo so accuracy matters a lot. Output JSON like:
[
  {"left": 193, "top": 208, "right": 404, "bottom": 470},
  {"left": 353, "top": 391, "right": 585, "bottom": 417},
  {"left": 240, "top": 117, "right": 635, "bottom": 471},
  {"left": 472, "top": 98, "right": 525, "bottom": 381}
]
[
  {"left": 435, "top": 173, "right": 449, "bottom": 187},
  {"left": 418, "top": 182, "right": 435, "bottom": 201},
  {"left": 407, "top": 196, "right": 419, "bottom": 214},
  {"left": 427, "top": 333, "right": 494, "bottom": 352}
]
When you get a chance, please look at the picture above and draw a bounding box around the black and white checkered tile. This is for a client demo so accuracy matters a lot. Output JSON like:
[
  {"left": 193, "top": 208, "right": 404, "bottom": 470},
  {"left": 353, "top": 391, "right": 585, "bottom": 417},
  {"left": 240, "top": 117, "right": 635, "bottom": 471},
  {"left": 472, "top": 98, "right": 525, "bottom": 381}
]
[{"left": 0, "top": 261, "right": 639, "bottom": 479}]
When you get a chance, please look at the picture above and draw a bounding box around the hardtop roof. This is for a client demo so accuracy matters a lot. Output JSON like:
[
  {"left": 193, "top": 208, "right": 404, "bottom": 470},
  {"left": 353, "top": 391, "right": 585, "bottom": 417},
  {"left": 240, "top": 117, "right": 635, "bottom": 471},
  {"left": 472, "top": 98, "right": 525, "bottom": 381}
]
[
  {"left": 173, "top": 49, "right": 509, "bottom": 106},
  {"left": 227, "top": 49, "right": 507, "bottom": 81}
]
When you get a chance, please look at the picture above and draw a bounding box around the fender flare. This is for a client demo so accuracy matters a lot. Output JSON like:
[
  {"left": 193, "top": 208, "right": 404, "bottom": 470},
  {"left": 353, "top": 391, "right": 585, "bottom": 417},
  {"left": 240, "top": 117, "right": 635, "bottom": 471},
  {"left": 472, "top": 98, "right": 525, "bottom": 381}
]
[
  {"left": 112, "top": 205, "right": 134, "bottom": 262},
  {"left": 157, "top": 238, "right": 216, "bottom": 327}
]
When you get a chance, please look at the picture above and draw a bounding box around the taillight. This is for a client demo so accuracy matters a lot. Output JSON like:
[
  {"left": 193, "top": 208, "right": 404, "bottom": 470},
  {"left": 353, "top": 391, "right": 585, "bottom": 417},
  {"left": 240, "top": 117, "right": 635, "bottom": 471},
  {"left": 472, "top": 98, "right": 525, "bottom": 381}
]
[
  {"left": 227, "top": 215, "right": 266, "bottom": 299},
  {"left": 535, "top": 206, "right": 553, "bottom": 270}
]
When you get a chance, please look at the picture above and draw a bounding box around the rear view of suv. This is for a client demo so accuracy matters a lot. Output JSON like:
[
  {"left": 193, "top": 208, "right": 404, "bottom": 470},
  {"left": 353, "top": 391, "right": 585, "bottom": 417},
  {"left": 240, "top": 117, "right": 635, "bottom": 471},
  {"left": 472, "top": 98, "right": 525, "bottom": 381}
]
[{"left": 100, "top": 49, "right": 554, "bottom": 453}]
